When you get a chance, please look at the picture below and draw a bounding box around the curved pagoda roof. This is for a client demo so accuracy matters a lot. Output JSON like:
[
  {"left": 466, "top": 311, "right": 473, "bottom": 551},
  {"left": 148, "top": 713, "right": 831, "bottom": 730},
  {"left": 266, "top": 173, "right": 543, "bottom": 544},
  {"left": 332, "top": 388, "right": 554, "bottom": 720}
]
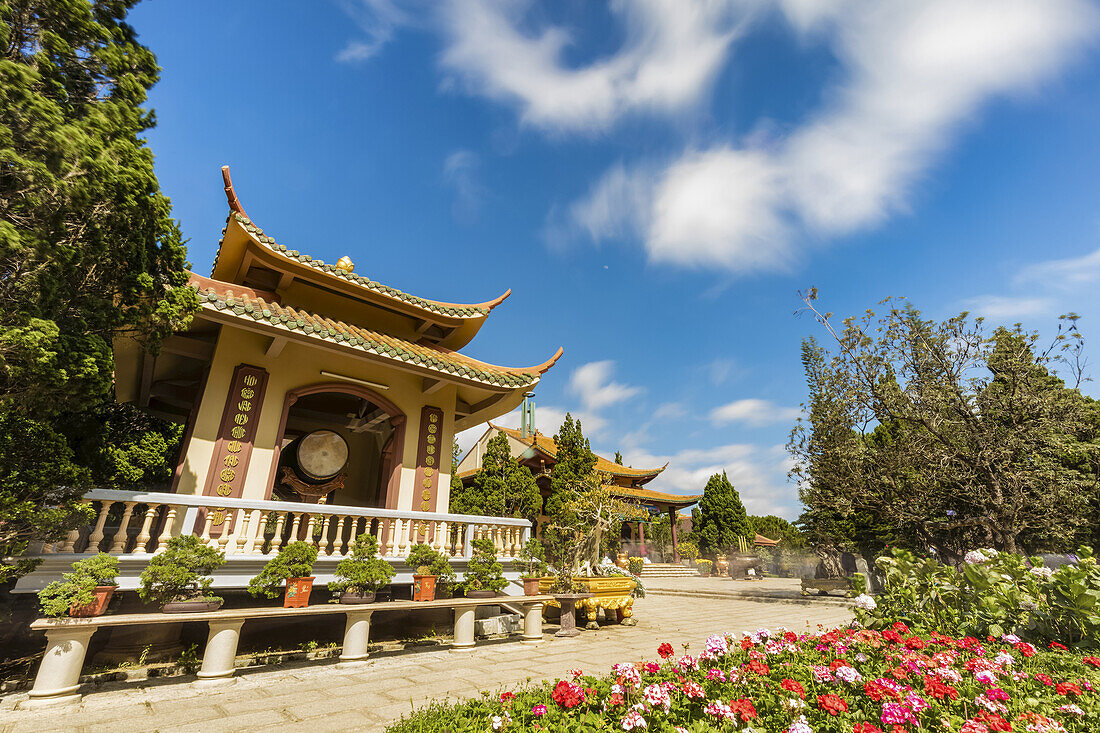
[
  {"left": 210, "top": 166, "right": 510, "bottom": 350},
  {"left": 490, "top": 424, "right": 668, "bottom": 483},
  {"left": 189, "top": 274, "right": 561, "bottom": 391}
]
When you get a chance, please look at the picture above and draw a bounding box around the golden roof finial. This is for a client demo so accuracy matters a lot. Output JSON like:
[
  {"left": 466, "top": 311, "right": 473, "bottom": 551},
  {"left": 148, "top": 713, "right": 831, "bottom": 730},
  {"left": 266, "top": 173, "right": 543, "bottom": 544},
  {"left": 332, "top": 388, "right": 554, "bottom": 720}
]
[{"left": 336, "top": 256, "right": 355, "bottom": 272}]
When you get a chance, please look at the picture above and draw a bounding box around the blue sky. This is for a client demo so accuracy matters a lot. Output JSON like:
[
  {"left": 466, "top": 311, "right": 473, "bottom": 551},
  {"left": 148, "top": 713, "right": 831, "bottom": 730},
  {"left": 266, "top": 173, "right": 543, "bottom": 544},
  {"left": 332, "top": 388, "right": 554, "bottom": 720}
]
[{"left": 131, "top": 1, "right": 1100, "bottom": 519}]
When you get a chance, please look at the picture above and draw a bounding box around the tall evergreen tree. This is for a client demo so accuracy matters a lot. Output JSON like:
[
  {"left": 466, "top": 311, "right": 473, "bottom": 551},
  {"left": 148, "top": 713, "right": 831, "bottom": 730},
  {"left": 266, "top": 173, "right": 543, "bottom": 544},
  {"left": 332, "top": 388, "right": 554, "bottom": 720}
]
[
  {"left": 692, "top": 472, "right": 750, "bottom": 557},
  {"left": 449, "top": 433, "right": 540, "bottom": 521},
  {"left": 0, "top": 1, "right": 195, "bottom": 580}
]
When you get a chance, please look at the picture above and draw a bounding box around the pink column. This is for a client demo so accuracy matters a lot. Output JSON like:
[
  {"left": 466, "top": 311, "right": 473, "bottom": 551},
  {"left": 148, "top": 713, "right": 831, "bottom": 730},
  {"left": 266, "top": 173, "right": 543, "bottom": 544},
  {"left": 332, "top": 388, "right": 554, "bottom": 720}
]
[{"left": 638, "top": 522, "right": 647, "bottom": 556}]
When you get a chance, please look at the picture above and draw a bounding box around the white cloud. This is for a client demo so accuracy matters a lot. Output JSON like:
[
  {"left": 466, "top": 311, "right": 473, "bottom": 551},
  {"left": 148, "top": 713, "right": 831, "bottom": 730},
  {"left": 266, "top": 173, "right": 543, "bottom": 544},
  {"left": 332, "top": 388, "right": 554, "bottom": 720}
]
[
  {"left": 710, "top": 398, "right": 801, "bottom": 426},
  {"left": 436, "top": 0, "right": 751, "bottom": 133},
  {"left": 566, "top": 0, "right": 1097, "bottom": 271},
  {"left": 336, "top": 0, "right": 410, "bottom": 62},
  {"left": 624, "top": 443, "right": 799, "bottom": 518},
  {"left": 569, "top": 361, "right": 642, "bottom": 411},
  {"left": 963, "top": 295, "right": 1053, "bottom": 320},
  {"left": 653, "top": 402, "right": 687, "bottom": 420},
  {"left": 443, "top": 150, "right": 484, "bottom": 224},
  {"left": 1015, "top": 246, "right": 1100, "bottom": 291}
]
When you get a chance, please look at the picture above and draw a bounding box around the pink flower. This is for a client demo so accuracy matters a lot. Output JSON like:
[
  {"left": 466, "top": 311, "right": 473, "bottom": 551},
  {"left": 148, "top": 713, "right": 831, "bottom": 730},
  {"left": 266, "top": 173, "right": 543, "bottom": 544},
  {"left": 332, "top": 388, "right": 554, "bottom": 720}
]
[
  {"left": 881, "top": 702, "right": 918, "bottom": 726},
  {"left": 986, "top": 687, "right": 1010, "bottom": 702},
  {"left": 570, "top": 668, "right": 584, "bottom": 678},
  {"left": 642, "top": 684, "right": 671, "bottom": 713},
  {"left": 531, "top": 704, "right": 547, "bottom": 717},
  {"left": 643, "top": 662, "right": 660, "bottom": 674},
  {"left": 705, "top": 668, "right": 726, "bottom": 682},
  {"left": 621, "top": 710, "right": 647, "bottom": 730},
  {"left": 677, "top": 654, "right": 699, "bottom": 672}
]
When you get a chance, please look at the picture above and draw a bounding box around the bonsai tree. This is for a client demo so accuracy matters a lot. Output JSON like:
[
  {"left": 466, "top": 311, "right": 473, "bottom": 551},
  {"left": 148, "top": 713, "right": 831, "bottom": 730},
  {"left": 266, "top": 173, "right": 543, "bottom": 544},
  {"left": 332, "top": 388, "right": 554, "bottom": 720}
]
[
  {"left": 461, "top": 538, "right": 508, "bottom": 595},
  {"left": 248, "top": 541, "right": 318, "bottom": 599},
  {"left": 37, "top": 553, "right": 119, "bottom": 617},
  {"left": 513, "top": 538, "right": 549, "bottom": 578},
  {"left": 406, "top": 543, "right": 455, "bottom": 590},
  {"left": 328, "top": 534, "right": 394, "bottom": 595},
  {"left": 139, "top": 536, "right": 226, "bottom": 607}
]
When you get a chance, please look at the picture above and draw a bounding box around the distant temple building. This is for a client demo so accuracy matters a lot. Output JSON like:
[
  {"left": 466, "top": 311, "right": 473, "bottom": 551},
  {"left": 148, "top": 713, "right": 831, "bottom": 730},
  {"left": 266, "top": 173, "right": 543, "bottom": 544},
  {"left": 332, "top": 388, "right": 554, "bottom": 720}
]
[{"left": 456, "top": 406, "right": 701, "bottom": 561}]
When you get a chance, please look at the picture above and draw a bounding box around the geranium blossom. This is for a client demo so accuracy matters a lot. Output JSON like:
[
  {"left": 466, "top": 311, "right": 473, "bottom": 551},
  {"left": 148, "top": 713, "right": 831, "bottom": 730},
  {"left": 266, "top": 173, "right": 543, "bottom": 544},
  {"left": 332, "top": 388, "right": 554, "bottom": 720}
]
[
  {"left": 642, "top": 684, "right": 671, "bottom": 712},
  {"left": 620, "top": 710, "right": 646, "bottom": 730}
]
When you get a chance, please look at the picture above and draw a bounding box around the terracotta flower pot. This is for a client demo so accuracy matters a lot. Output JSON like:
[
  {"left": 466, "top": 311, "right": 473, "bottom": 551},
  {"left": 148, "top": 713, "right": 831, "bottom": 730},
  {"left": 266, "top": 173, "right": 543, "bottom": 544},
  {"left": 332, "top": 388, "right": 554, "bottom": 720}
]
[
  {"left": 523, "top": 577, "right": 541, "bottom": 596},
  {"left": 412, "top": 574, "right": 436, "bottom": 602},
  {"left": 339, "top": 590, "right": 376, "bottom": 604},
  {"left": 284, "top": 577, "right": 315, "bottom": 608},
  {"left": 163, "top": 599, "right": 224, "bottom": 613},
  {"left": 69, "top": 585, "right": 116, "bottom": 617}
]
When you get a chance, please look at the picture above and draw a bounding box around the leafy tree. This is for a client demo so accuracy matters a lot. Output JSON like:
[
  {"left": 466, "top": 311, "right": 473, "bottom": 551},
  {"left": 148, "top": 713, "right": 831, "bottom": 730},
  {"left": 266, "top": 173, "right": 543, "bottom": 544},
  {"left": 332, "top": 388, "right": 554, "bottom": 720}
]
[
  {"left": 449, "top": 432, "right": 540, "bottom": 521},
  {"left": 692, "top": 472, "right": 750, "bottom": 557},
  {"left": 791, "top": 292, "right": 1100, "bottom": 558},
  {"left": 0, "top": 0, "right": 196, "bottom": 579},
  {"left": 747, "top": 515, "right": 806, "bottom": 548}
]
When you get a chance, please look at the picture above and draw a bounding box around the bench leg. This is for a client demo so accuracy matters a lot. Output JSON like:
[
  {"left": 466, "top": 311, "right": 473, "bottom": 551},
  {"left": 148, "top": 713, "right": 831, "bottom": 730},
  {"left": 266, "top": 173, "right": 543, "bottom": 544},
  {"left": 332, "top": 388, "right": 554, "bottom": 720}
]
[
  {"left": 452, "top": 607, "right": 476, "bottom": 651},
  {"left": 521, "top": 602, "right": 543, "bottom": 644},
  {"left": 197, "top": 619, "right": 245, "bottom": 683},
  {"left": 338, "top": 610, "right": 374, "bottom": 667},
  {"left": 24, "top": 627, "right": 97, "bottom": 707}
]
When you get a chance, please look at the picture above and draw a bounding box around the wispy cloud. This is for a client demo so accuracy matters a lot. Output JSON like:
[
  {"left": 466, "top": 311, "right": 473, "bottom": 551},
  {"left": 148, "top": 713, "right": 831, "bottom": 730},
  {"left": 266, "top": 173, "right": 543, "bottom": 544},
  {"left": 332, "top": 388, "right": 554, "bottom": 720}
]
[
  {"left": 967, "top": 244, "right": 1100, "bottom": 320},
  {"left": 336, "top": 0, "right": 410, "bottom": 62},
  {"left": 563, "top": 0, "right": 1098, "bottom": 272},
  {"left": 710, "top": 398, "right": 801, "bottom": 427},
  {"left": 1015, "top": 246, "right": 1100, "bottom": 291},
  {"left": 569, "top": 361, "right": 642, "bottom": 412},
  {"left": 436, "top": 0, "right": 752, "bottom": 133},
  {"left": 443, "top": 149, "right": 484, "bottom": 224},
  {"left": 963, "top": 295, "right": 1054, "bottom": 321}
]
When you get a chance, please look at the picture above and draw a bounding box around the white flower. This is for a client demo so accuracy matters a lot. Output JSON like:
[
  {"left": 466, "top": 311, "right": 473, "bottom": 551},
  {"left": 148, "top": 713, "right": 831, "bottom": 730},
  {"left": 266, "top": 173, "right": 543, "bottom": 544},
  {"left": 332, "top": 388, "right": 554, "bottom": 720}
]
[
  {"left": 491, "top": 715, "right": 505, "bottom": 731},
  {"left": 1001, "top": 633, "right": 1022, "bottom": 644},
  {"left": 964, "top": 550, "right": 989, "bottom": 564},
  {"left": 854, "top": 593, "right": 877, "bottom": 610},
  {"left": 1030, "top": 566, "right": 1054, "bottom": 580},
  {"left": 994, "top": 651, "right": 1014, "bottom": 667},
  {"left": 787, "top": 716, "right": 814, "bottom": 733},
  {"left": 621, "top": 710, "right": 647, "bottom": 730},
  {"left": 835, "top": 665, "right": 863, "bottom": 684}
]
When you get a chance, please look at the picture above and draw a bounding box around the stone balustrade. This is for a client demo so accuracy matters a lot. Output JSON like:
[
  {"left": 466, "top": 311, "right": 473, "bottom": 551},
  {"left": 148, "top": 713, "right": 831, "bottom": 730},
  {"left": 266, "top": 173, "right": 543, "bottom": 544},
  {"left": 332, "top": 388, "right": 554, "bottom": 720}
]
[{"left": 35, "top": 489, "right": 531, "bottom": 562}]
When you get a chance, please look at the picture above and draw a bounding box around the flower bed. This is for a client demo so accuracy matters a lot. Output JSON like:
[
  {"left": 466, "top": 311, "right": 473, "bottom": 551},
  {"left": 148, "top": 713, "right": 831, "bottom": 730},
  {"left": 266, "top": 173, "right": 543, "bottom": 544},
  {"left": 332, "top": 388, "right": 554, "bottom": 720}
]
[{"left": 387, "top": 626, "right": 1099, "bottom": 732}]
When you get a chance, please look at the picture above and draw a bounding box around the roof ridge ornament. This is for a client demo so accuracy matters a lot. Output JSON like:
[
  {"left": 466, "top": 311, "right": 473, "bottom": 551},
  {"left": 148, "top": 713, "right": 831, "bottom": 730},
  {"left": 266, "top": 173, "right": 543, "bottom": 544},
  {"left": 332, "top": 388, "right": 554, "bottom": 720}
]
[{"left": 221, "top": 165, "right": 247, "bottom": 219}]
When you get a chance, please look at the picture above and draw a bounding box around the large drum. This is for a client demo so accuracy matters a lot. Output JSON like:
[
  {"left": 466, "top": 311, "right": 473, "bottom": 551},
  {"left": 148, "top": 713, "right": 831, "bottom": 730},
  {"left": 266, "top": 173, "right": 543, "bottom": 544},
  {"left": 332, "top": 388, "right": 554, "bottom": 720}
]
[{"left": 284, "top": 429, "right": 349, "bottom": 482}]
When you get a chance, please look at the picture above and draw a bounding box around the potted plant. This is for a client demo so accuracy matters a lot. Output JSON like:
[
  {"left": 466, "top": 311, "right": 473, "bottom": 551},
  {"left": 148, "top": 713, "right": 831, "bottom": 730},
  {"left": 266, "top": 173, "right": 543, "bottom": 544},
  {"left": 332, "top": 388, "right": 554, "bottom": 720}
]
[
  {"left": 37, "top": 553, "right": 120, "bottom": 618},
  {"left": 138, "top": 535, "right": 227, "bottom": 612},
  {"left": 696, "top": 559, "right": 714, "bottom": 577},
  {"left": 513, "top": 538, "right": 549, "bottom": 596},
  {"left": 406, "top": 543, "right": 453, "bottom": 602},
  {"left": 462, "top": 538, "right": 508, "bottom": 598},
  {"left": 328, "top": 533, "right": 394, "bottom": 603},
  {"left": 627, "top": 556, "right": 644, "bottom": 576},
  {"left": 248, "top": 541, "right": 318, "bottom": 608}
]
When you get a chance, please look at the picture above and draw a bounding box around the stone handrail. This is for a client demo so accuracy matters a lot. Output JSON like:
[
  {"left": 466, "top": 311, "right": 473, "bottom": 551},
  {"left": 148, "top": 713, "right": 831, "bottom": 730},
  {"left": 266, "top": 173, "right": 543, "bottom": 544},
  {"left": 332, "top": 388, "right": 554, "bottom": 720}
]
[{"left": 38, "top": 489, "right": 531, "bottom": 561}]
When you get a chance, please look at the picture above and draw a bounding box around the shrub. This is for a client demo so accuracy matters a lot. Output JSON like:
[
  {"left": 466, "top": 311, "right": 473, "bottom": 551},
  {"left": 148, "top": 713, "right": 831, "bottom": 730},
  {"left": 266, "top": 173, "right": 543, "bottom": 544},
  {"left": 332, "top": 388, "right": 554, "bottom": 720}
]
[
  {"left": 513, "top": 538, "right": 549, "bottom": 578},
  {"left": 857, "top": 546, "right": 1100, "bottom": 648},
  {"left": 406, "top": 543, "right": 456, "bottom": 595},
  {"left": 627, "top": 556, "right": 644, "bottom": 576},
  {"left": 37, "top": 553, "right": 119, "bottom": 617},
  {"left": 248, "top": 541, "right": 317, "bottom": 599},
  {"left": 678, "top": 541, "right": 699, "bottom": 562},
  {"left": 328, "top": 534, "right": 394, "bottom": 594},
  {"left": 695, "top": 559, "right": 714, "bottom": 575},
  {"left": 138, "top": 535, "right": 226, "bottom": 607},
  {"left": 462, "top": 538, "right": 507, "bottom": 595}
]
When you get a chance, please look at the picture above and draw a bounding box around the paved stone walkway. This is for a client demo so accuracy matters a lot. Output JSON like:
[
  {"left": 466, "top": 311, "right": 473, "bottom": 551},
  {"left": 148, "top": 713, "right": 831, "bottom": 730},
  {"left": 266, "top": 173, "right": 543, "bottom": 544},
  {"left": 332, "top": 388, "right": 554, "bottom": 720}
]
[{"left": 0, "top": 594, "right": 851, "bottom": 733}]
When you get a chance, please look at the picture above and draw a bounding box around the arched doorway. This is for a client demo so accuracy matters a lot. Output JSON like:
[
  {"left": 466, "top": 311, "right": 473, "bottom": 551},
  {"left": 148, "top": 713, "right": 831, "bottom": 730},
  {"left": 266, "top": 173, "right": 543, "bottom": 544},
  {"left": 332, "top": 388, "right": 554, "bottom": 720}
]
[{"left": 266, "top": 383, "right": 405, "bottom": 509}]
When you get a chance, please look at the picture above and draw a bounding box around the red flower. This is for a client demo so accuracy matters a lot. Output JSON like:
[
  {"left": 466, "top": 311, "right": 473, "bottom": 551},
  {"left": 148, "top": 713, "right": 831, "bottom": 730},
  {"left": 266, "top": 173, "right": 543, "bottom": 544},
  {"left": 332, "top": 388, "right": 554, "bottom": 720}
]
[
  {"left": 781, "top": 678, "right": 806, "bottom": 699},
  {"left": 892, "top": 622, "right": 909, "bottom": 635},
  {"left": 1049, "top": 641, "right": 1068, "bottom": 651},
  {"left": 817, "top": 693, "right": 849, "bottom": 716},
  {"left": 1035, "top": 673, "right": 1053, "bottom": 686},
  {"left": 741, "top": 636, "right": 754, "bottom": 650},
  {"left": 608, "top": 692, "right": 624, "bottom": 707},
  {"left": 974, "top": 712, "right": 1012, "bottom": 732},
  {"left": 829, "top": 659, "right": 851, "bottom": 671},
  {"left": 1014, "top": 642, "right": 1036, "bottom": 658},
  {"left": 551, "top": 680, "right": 585, "bottom": 709},
  {"left": 499, "top": 692, "right": 515, "bottom": 703},
  {"left": 888, "top": 666, "right": 909, "bottom": 680},
  {"left": 748, "top": 660, "right": 770, "bottom": 676},
  {"left": 658, "top": 642, "right": 674, "bottom": 659},
  {"left": 883, "top": 629, "right": 902, "bottom": 644},
  {"left": 730, "top": 698, "right": 757, "bottom": 721},
  {"left": 904, "top": 637, "right": 926, "bottom": 650},
  {"left": 853, "top": 725, "right": 885, "bottom": 733},
  {"left": 1083, "top": 656, "right": 1100, "bottom": 668},
  {"left": 784, "top": 631, "right": 798, "bottom": 643},
  {"left": 924, "top": 676, "right": 959, "bottom": 701},
  {"left": 1056, "top": 682, "right": 1083, "bottom": 696}
]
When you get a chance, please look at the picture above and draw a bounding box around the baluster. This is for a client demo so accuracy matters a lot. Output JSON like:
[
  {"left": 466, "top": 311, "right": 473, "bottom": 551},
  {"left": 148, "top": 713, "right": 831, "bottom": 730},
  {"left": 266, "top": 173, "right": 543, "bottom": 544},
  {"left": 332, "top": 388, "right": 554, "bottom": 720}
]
[
  {"left": 303, "top": 515, "right": 317, "bottom": 547},
  {"left": 57, "top": 522, "right": 82, "bottom": 553},
  {"left": 134, "top": 504, "right": 159, "bottom": 554},
  {"left": 108, "top": 501, "right": 137, "bottom": 553},
  {"left": 234, "top": 510, "right": 252, "bottom": 553},
  {"left": 320, "top": 516, "right": 333, "bottom": 555},
  {"left": 333, "top": 516, "right": 347, "bottom": 554},
  {"left": 243, "top": 510, "right": 262, "bottom": 554},
  {"left": 84, "top": 501, "right": 113, "bottom": 554},
  {"left": 288, "top": 513, "right": 302, "bottom": 544},
  {"left": 270, "top": 513, "right": 287, "bottom": 553},
  {"left": 386, "top": 518, "right": 397, "bottom": 556},
  {"left": 199, "top": 511, "right": 215, "bottom": 546},
  {"left": 156, "top": 506, "right": 178, "bottom": 552}
]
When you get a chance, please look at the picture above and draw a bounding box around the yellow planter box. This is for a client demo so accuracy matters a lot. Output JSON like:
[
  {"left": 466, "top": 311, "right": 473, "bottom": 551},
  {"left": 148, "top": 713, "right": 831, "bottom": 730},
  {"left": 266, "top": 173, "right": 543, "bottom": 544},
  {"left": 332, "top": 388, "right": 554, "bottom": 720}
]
[{"left": 538, "top": 575, "right": 637, "bottom": 625}]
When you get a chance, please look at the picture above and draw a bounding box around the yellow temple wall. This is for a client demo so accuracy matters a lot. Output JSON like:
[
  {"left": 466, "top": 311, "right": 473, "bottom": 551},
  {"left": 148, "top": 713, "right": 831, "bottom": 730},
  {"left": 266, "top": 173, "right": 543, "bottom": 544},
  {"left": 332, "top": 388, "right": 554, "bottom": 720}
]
[{"left": 174, "top": 323, "right": 458, "bottom": 513}]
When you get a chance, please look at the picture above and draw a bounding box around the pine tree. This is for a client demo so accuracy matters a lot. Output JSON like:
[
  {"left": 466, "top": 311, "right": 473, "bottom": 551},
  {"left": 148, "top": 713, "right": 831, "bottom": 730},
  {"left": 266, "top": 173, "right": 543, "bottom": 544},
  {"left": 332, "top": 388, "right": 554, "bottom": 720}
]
[
  {"left": 692, "top": 472, "right": 750, "bottom": 557},
  {"left": 449, "top": 433, "right": 540, "bottom": 521}
]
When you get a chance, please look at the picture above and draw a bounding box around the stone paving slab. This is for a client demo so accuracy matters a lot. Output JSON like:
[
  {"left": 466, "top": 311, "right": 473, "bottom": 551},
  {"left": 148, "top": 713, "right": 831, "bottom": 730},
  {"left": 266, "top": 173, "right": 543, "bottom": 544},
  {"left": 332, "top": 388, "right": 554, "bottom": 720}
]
[{"left": 0, "top": 594, "right": 851, "bottom": 733}]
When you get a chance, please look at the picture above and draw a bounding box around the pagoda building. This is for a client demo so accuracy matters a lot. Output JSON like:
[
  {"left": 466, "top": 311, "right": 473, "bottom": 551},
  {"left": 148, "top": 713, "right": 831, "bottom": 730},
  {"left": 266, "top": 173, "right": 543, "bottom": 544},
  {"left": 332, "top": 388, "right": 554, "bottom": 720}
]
[
  {"left": 456, "top": 410, "right": 701, "bottom": 561},
  {"left": 114, "top": 167, "right": 562, "bottom": 518}
]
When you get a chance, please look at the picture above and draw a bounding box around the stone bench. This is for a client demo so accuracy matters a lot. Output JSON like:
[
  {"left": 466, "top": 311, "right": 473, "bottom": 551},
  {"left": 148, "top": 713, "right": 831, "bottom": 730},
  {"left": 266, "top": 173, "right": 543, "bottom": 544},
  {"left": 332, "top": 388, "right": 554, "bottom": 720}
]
[{"left": 26, "top": 595, "right": 553, "bottom": 707}]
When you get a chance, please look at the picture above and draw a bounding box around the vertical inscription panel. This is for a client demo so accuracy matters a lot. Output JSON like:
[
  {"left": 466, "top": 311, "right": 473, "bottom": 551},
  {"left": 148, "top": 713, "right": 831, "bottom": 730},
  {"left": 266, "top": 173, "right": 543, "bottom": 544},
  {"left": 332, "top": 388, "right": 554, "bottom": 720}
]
[
  {"left": 201, "top": 364, "right": 269, "bottom": 532},
  {"left": 414, "top": 406, "right": 444, "bottom": 522}
]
